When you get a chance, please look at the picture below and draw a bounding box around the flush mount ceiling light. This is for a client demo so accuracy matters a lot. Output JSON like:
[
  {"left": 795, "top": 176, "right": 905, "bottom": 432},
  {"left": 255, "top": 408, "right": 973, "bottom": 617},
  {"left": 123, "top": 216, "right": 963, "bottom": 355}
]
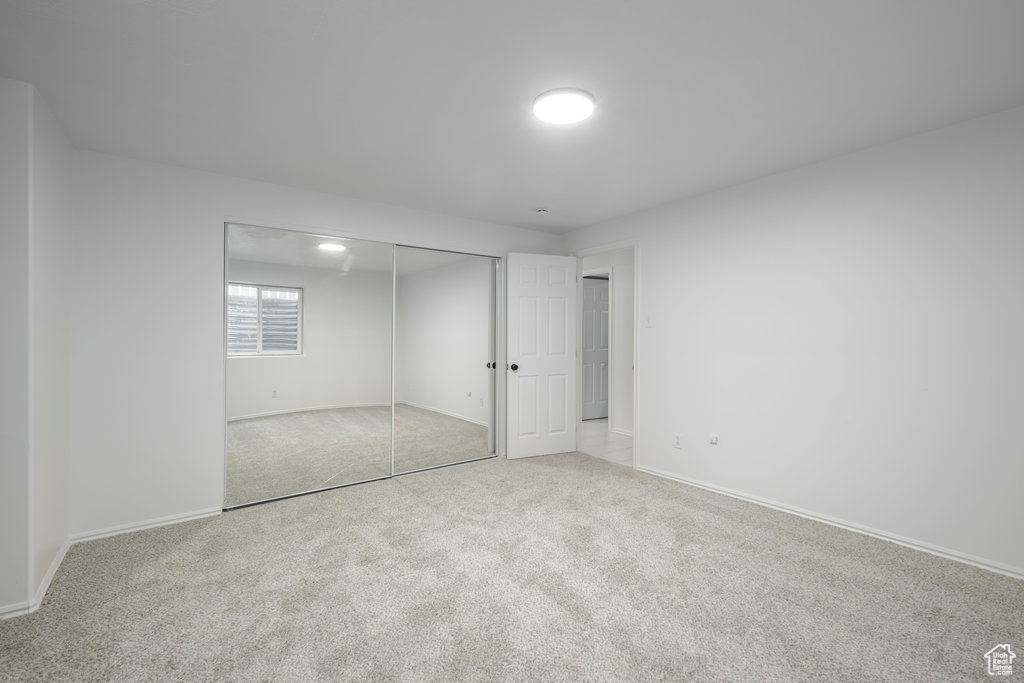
[
  {"left": 317, "top": 242, "right": 347, "bottom": 252},
  {"left": 532, "top": 88, "right": 595, "bottom": 124}
]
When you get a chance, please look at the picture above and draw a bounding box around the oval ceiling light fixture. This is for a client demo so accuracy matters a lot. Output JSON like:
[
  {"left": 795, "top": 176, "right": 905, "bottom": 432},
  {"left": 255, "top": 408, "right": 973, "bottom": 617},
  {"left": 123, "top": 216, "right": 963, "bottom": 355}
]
[
  {"left": 532, "top": 88, "right": 595, "bottom": 124},
  {"left": 317, "top": 242, "right": 347, "bottom": 253}
]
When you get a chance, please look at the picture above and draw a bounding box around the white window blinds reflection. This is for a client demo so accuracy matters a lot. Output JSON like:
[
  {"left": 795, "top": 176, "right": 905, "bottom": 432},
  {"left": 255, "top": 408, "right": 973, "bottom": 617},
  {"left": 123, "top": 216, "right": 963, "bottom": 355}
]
[
  {"left": 227, "top": 284, "right": 258, "bottom": 355},
  {"left": 226, "top": 284, "right": 301, "bottom": 355},
  {"left": 260, "top": 288, "right": 301, "bottom": 353}
]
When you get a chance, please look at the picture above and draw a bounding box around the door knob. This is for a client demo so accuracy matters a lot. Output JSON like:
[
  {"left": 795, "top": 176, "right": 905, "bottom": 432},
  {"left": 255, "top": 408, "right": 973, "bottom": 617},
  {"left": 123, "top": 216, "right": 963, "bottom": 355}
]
[
  {"left": 510, "top": 363, "right": 519, "bottom": 372},
  {"left": 486, "top": 362, "right": 491, "bottom": 368}
]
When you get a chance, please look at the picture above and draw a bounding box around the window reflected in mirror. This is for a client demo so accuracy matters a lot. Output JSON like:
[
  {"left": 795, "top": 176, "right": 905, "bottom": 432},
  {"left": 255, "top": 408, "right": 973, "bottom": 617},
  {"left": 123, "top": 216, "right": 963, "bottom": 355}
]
[
  {"left": 224, "top": 224, "right": 394, "bottom": 507},
  {"left": 223, "top": 225, "right": 498, "bottom": 508}
]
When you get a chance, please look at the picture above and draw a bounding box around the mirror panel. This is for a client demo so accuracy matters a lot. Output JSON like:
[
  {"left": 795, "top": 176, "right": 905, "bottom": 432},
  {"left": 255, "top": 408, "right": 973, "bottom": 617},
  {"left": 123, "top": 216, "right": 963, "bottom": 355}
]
[
  {"left": 393, "top": 247, "right": 496, "bottom": 474},
  {"left": 225, "top": 224, "right": 393, "bottom": 506}
]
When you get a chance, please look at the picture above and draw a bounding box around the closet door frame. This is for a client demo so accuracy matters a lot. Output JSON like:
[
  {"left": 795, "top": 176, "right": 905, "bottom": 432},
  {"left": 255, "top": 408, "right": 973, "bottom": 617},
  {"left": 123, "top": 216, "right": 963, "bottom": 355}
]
[
  {"left": 391, "top": 244, "right": 502, "bottom": 475},
  {"left": 221, "top": 220, "right": 504, "bottom": 510}
]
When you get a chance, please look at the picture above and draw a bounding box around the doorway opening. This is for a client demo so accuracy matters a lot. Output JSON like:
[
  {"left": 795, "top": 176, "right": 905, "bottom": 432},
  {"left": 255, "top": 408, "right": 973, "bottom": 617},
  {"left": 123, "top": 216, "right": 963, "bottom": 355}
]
[{"left": 577, "top": 246, "right": 636, "bottom": 467}]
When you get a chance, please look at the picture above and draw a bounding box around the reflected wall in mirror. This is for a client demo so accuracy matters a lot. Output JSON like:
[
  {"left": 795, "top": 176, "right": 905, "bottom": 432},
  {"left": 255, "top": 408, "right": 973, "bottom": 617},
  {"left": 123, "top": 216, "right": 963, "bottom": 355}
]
[
  {"left": 225, "top": 224, "right": 393, "bottom": 507},
  {"left": 394, "top": 247, "right": 496, "bottom": 474}
]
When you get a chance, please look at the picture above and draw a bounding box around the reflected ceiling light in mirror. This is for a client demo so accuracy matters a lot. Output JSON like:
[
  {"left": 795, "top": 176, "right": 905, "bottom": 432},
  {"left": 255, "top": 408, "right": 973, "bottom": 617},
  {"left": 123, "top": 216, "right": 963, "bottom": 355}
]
[
  {"left": 317, "top": 242, "right": 347, "bottom": 253},
  {"left": 532, "top": 88, "right": 595, "bottom": 124}
]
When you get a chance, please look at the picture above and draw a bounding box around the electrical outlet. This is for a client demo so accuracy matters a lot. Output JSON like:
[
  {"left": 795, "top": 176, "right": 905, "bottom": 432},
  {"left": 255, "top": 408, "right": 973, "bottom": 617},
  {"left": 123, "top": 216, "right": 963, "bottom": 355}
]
[
  {"left": 479, "top": 397, "right": 484, "bottom": 407},
  {"left": 673, "top": 434, "right": 682, "bottom": 449},
  {"left": 271, "top": 389, "right": 278, "bottom": 399}
]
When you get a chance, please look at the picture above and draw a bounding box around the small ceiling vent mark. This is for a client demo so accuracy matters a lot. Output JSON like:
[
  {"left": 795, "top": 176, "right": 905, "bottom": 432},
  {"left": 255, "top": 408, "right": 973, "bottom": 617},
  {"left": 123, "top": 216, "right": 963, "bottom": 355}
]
[{"left": 535, "top": 208, "right": 550, "bottom": 215}]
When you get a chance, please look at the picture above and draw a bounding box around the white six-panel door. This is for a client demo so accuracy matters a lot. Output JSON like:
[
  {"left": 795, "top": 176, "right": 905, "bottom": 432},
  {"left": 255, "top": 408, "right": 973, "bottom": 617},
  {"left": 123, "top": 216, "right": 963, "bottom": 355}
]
[
  {"left": 581, "top": 278, "right": 610, "bottom": 420},
  {"left": 506, "top": 253, "right": 577, "bottom": 458}
]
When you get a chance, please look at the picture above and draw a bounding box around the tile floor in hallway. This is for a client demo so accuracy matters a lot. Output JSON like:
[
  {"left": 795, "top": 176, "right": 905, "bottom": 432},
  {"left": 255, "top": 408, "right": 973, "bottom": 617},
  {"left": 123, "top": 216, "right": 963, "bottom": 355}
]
[{"left": 579, "top": 418, "right": 633, "bottom": 466}]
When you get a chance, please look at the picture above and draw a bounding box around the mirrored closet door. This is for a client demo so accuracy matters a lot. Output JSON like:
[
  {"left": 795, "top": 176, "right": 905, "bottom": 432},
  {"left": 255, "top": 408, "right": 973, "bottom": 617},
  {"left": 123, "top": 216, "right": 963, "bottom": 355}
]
[
  {"left": 224, "top": 224, "right": 394, "bottom": 507},
  {"left": 224, "top": 225, "right": 498, "bottom": 508},
  {"left": 393, "top": 247, "right": 497, "bottom": 474}
]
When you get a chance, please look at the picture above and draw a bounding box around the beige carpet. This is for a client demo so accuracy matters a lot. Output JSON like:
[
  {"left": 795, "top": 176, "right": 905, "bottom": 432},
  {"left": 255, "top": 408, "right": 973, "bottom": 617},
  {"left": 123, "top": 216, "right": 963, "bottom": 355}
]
[
  {"left": 2, "top": 453, "right": 1021, "bottom": 681},
  {"left": 394, "top": 404, "right": 490, "bottom": 474},
  {"left": 226, "top": 404, "right": 490, "bottom": 506}
]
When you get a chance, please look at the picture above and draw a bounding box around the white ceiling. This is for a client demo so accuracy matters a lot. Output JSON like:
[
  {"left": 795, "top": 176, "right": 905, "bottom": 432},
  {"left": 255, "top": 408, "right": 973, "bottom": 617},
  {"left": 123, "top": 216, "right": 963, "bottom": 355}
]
[{"left": 3, "top": 0, "right": 1024, "bottom": 233}]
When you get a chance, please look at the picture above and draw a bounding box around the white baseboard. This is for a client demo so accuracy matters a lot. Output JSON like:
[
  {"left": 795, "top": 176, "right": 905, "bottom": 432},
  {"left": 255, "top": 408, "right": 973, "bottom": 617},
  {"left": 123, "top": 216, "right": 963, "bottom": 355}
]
[
  {"left": 29, "top": 537, "right": 72, "bottom": 612},
  {"left": 397, "top": 401, "right": 487, "bottom": 427},
  {"left": 637, "top": 464, "right": 1024, "bottom": 581},
  {"left": 0, "top": 600, "right": 32, "bottom": 620},
  {"left": 1, "top": 539, "right": 73, "bottom": 620},
  {"left": 2, "top": 507, "right": 222, "bottom": 620},
  {"left": 227, "top": 403, "right": 390, "bottom": 422},
  {"left": 610, "top": 427, "right": 633, "bottom": 437},
  {"left": 71, "top": 506, "right": 222, "bottom": 544}
]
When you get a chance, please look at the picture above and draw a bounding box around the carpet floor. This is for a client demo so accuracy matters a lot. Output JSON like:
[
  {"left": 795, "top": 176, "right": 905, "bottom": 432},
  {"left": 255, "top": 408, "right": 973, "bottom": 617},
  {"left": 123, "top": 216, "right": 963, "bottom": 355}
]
[
  {"left": 226, "top": 404, "right": 490, "bottom": 506},
  {"left": 1, "top": 453, "right": 1021, "bottom": 681}
]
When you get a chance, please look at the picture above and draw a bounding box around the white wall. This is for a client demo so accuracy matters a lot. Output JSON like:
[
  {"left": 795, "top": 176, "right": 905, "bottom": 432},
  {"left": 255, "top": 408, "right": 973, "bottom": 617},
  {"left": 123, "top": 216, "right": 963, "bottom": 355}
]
[
  {"left": 69, "top": 150, "right": 562, "bottom": 535},
  {"left": 396, "top": 257, "right": 493, "bottom": 425},
  {"left": 30, "top": 86, "right": 72, "bottom": 596},
  {"left": 227, "top": 260, "right": 393, "bottom": 419},
  {"left": 581, "top": 247, "right": 635, "bottom": 435},
  {"left": 0, "top": 77, "right": 73, "bottom": 615},
  {"left": 0, "top": 77, "right": 32, "bottom": 612},
  {"left": 563, "top": 106, "right": 1024, "bottom": 574}
]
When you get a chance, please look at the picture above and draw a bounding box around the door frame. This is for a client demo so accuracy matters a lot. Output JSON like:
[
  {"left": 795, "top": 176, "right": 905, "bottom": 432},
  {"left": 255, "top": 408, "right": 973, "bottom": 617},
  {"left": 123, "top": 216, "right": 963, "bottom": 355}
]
[
  {"left": 222, "top": 218, "right": 507, "bottom": 508},
  {"left": 573, "top": 240, "right": 639, "bottom": 468},
  {"left": 495, "top": 258, "right": 508, "bottom": 457}
]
